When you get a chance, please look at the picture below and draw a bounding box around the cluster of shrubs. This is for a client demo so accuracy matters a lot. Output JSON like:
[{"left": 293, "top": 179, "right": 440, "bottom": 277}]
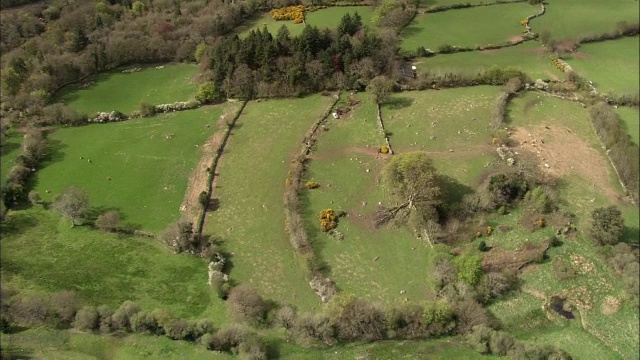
[
  {"left": 318, "top": 208, "right": 339, "bottom": 232},
  {"left": 137, "top": 100, "right": 201, "bottom": 117},
  {"left": 605, "top": 243, "right": 639, "bottom": 306},
  {"left": 588, "top": 102, "right": 639, "bottom": 202},
  {"left": 577, "top": 21, "right": 640, "bottom": 44},
  {"left": 2, "top": 290, "right": 270, "bottom": 358},
  {"left": 468, "top": 325, "right": 572, "bottom": 359},
  {"left": 411, "top": 67, "right": 530, "bottom": 90},
  {"left": 88, "top": 110, "right": 126, "bottom": 123},
  {"left": 270, "top": 5, "right": 306, "bottom": 23},
  {"left": 550, "top": 57, "right": 571, "bottom": 73},
  {"left": 491, "top": 77, "right": 523, "bottom": 129},
  {"left": 2, "top": 128, "right": 47, "bottom": 208}
]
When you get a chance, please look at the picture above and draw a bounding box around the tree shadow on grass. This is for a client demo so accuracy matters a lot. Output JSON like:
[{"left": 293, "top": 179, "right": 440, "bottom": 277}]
[
  {"left": 383, "top": 96, "right": 414, "bottom": 110},
  {"left": 622, "top": 226, "right": 639, "bottom": 245},
  {"left": 0, "top": 141, "right": 20, "bottom": 157},
  {"left": 25, "top": 138, "right": 67, "bottom": 193},
  {"left": 0, "top": 210, "right": 39, "bottom": 237},
  {"left": 401, "top": 24, "right": 423, "bottom": 39},
  {"left": 298, "top": 185, "right": 332, "bottom": 276}
]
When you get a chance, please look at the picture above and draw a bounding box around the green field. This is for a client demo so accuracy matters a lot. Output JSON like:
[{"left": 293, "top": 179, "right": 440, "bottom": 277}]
[
  {"left": 33, "top": 105, "right": 229, "bottom": 232},
  {"left": 382, "top": 86, "right": 499, "bottom": 152},
  {"left": 616, "top": 106, "right": 640, "bottom": 145},
  {"left": 415, "top": 41, "right": 564, "bottom": 81},
  {"left": 564, "top": 36, "right": 640, "bottom": 96},
  {"left": 531, "top": 0, "right": 639, "bottom": 41},
  {"left": 58, "top": 63, "right": 198, "bottom": 115},
  {"left": 239, "top": 6, "right": 373, "bottom": 37},
  {"left": 1, "top": 328, "right": 500, "bottom": 360},
  {"left": 205, "top": 95, "right": 335, "bottom": 311},
  {"left": 0, "top": 207, "right": 226, "bottom": 322},
  {"left": 301, "top": 93, "right": 437, "bottom": 303},
  {"left": 418, "top": 0, "right": 487, "bottom": 8},
  {"left": 0, "top": 130, "right": 23, "bottom": 183},
  {"left": 401, "top": 3, "right": 536, "bottom": 52}
]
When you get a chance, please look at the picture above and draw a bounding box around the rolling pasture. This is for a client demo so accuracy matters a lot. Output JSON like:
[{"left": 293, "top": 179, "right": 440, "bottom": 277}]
[
  {"left": 415, "top": 41, "right": 564, "bottom": 81},
  {"left": 58, "top": 63, "right": 198, "bottom": 115},
  {"left": 564, "top": 36, "right": 640, "bottom": 96},
  {"left": 531, "top": 0, "right": 639, "bottom": 41},
  {"left": 616, "top": 106, "right": 640, "bottom": 145},
  {"left": 33, "top": 105, "right": 228, "bottom": 232},
  {"left": 204, "top": 95, "right": 335, "bottom": 311},
  {"left": 302, "top": 93, "right": 436, "bottom": 303},
  {"left": 401, "top": 3, "right": 536, "bottom": 52},
  {"left": 0, "top": 207, "right": 226, "bottom": 322},
  {"left": 0, "top": 130, "right": 23, "bottom": 183}
]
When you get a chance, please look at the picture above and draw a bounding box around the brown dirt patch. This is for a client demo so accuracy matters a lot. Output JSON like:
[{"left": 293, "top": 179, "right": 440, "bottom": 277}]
[
  {"left": 601, "top": 295, "right": 621, "bottom": 315},
  {"left": 510, "top": 126, "right": 621, "bottom": 202},
  {"left": 482, "top": 241, "right": 550, "bottom": 273},
  {"left": 509, "top": 35, "right": 524, "bottom": 43},
  {"left": 180, "top": 105, "right": 238, "bottom": 224},
  {"left": 572, "top": 51, "right": 589, "bottom": 59},
  {"left": 480, "top": 49, "right": 498, "bottom": 54},
  {"left": 569, "top": 254, "right": 595, "bottom": 274}
]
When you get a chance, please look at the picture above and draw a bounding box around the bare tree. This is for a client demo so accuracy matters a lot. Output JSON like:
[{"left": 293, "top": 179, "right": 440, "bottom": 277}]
[{"left": 52, "top": 186, "right": 90, "bottom": 227}]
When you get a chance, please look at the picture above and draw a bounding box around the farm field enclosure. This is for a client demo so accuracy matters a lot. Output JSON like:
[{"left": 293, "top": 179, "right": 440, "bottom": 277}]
[
  {"left": 204, "top": 95, "right": 335, "bottom": 312},
  {"left": 401, "top": 3, "right": 536, "bottom": 52},
  {"left": 616, "top": 106, "right": 640, "bottom": 145},
  {"left": 32, "top": 105, "right": 230, "bottom": 232},
  {"left": 531, "top": 0, "right": 640, "bottom": 41},
  {"left": 564, "top": 36, "right": 640, "bottom": 96},
  {"left": 57, "top": 64, "right": 198, "bottom": 115},
  {"left": 414, "top": 41, "right": 564, "bottom": 81}
]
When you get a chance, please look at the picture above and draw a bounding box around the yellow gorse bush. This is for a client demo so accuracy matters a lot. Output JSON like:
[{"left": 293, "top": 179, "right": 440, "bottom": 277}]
[
  {"left": 318, "top": 208, "right": 338, "bottom": 232},
  {"left": 271, "top": 5, "right": 306, "bottom": 24},
  {"left": 306, "top": 181, "right": 320, "bottom": 189}
]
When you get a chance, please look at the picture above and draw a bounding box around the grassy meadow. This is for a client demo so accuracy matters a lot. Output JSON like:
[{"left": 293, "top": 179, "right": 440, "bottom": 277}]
[
  {"left": 205, "top": 95, "right": 335, "bottom": 312},
  {"left": 239, "top": 6, "right": 373, "bottom": 37},
  {"left": 401, "top": 3, "right": 536, "bottom": 52},
  {"left": 58, "top": 63, "right": 198, "bottom": 115},
  {"left": 531, "top": 0, "right": 639, "bottom": 41},
  {"left": 301, "top": 93, "right": 436, "bottom": 303},
  {"left": 33, "top": 105, "right": 228, "bottom": 232},
  {"left": 415, "top": 41, "right": 564, "bottom": 81},
  {"left": 0, "top": 207, "right": 226, "bottom": 322},
  {"left": 0, "top": 130, "right": 23, "bottom": 183},
  {"left": 564, "top": 36, "right": 640, "bottom": 96},
  {"left": 616, "top": 106, "right": 640, "bottom": 145}
]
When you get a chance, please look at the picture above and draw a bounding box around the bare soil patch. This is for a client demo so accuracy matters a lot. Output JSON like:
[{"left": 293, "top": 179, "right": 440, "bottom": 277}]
[
  {"left": 180, "top": 106, "right": 238, "bottom": 224},
  {"left": 482, "top": 241, "right": 550, "bottom": 273},
  {"left": 601, "top": 295, "right": 621, "bottom": 315},
  {"left": 510, "top": 125, "right": 620, "bottom": 201},
  {"left": 572, "top": 51, "right": 589, "bottom": 59},
  {"left": 509, "top": 35, "right": 524, "bottom": 43}
]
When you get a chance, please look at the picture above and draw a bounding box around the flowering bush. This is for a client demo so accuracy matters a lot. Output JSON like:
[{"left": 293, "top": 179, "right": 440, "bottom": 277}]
[
  {"left": 485, "top": 226, "right": 493, "bottom": 236},
  {"left": 534, "top": 217, "right": 546, "bottom": 228},
  {"left": 318, "top": 208, "right": 338, "bottom": 232},
  {"left": 520, "top": 19, "right": 528, "bottom": 26},
  {"left": 306, "top": 181, "right": 320, "bottom": 189},
  {"left": 271, "top": 5, "right": 305, "bottom": 23},
  {"left": 380, "top": 145, "right": 390, "bottom": 154}
]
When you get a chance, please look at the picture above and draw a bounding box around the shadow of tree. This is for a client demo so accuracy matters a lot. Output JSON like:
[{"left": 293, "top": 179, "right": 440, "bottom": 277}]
[{"left": 383, "top": 96, "right": 414, "bottom": 110}]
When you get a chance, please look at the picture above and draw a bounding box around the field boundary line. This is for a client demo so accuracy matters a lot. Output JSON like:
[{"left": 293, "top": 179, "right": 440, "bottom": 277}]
[
  {"left": 196, "top": 100, "right": 248, "bottom": 236},
  {"left": 284, "top": 93, "right": 341, "bottom": 302},
  {"left": 376, "top": 102, "right": 395, "bottom": 154}
]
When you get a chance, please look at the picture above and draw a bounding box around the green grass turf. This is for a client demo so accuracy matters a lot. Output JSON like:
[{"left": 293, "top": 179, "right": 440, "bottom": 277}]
[
  {"left": 400, "top": 3, "right": 537, "bottom": 52},
  {"left": 418, "top": 0, "right": 487, "bottom": 8},
  {"left": 564, "top": 36, "right": 640, "bottom": 96},
  {"left": 0, "top": 207, "right": 226, "bottom": 322},
  {"left": 205, "top": 95, "right": 335, "bottom": 312},
  {"left": 0, "top": 130, "right": 23, "bottom": 183},
  {"left": 33, "top": 105, "right": 230, "bottom": 232},
  {"left": 415, "top": 41, "right": 565, "bottom": 81},
  {"left": 615, "top": 106, "right": 640, "bottom": 145},
  {"left": 238, "top": 7, "right": 373, "bottom": 37},
  {"left": 57, "top": 63, "right": 198, "bottom": 115},
  {"left": 305, "top": 6, "right": 373, "bottom": 29},
  {"left": 1, "top": 328, "right": 500, "bottom": 359},
  {"left": 301, "top": 92, "right": 491, "bottom": 303},
  {"left": 382, "top": 86, "right": 500, "bottom": 153},
  {"left": 531, "top": 0, "right": 640, "bottom": 41}
]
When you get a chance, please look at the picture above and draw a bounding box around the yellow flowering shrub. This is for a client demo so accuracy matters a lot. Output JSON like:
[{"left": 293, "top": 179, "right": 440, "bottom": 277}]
[
  {"left": 271, "top": 5, "right": 305, "bottom": 23},
  {"left": 319, "top": 208, "right": 338, "bottom": 232},
  {"left": 485, "top": 226, "right": 493, "bottom": 236},
  {"left": 306, "top": 181, "right": 320, "bottom": 189},
  {"left": 520, "top": 19, "right": 528, "bottom": 26},
  {"left": 534, "top": 217, "right": 546, "bottom": 228},
  {"left": 380, "top": 145, "right": 390, "bottom": 154}
]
